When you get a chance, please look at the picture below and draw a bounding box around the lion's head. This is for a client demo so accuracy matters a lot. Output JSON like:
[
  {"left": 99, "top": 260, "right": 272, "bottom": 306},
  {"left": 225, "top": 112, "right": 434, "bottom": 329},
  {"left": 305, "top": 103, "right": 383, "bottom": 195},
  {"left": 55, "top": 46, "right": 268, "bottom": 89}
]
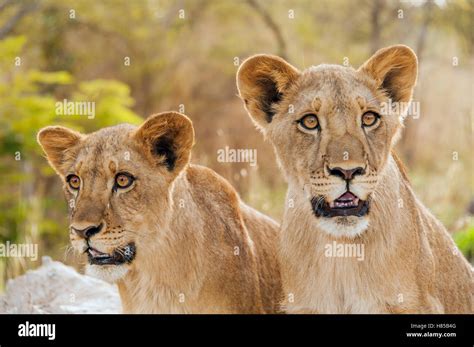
[
  {"left": 237, "top": 45, "right": 417, "bottom": 238},
  {"left": 38, "top": 112, "right": 194, "bottom": 282}
]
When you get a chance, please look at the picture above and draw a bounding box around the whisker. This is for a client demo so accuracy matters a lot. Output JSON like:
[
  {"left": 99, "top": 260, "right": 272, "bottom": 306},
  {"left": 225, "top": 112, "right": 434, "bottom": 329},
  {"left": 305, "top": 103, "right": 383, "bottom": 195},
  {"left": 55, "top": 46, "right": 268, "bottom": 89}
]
[
  {"left": 63, "top": 245, "right": 74, "bottom": 261},
  {"left": 115, "top": 249, "right": 125, "bottom": 258},
  {"left": 316, "top": 196, "right": 325, "bottom": 209}
]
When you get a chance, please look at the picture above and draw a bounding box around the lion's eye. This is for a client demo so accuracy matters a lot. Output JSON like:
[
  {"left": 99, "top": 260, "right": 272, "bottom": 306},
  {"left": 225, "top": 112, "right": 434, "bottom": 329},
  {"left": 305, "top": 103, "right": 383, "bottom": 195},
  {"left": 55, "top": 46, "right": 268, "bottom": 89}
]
[
  {"left": 67, "top": 175, "right": 81, "bottom": 190},
  {"left": 115, "top": 173, "right": 134, "bottom": 189},
  {"left": 361, "top": 112, "right": 379, "bottom": 127},
  {"left": 298, "top": 114, "right": 319, "bottom": 130}
]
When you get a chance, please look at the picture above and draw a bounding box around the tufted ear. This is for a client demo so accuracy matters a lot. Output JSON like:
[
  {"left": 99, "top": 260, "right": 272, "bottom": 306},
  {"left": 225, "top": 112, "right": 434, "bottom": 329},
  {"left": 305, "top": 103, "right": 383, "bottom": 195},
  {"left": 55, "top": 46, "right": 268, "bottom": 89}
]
[
  {"left": 133, "top": 112, "right": 195, "bottom": 177},
  {"left": 37, "top": 126, "right": 84, "bottom": 176},
  {"left": 236, "top": 54, "right": 300, "bottom": 129},
  {"left": 358, "top": 45, "right": 418, "bottom": 104}
]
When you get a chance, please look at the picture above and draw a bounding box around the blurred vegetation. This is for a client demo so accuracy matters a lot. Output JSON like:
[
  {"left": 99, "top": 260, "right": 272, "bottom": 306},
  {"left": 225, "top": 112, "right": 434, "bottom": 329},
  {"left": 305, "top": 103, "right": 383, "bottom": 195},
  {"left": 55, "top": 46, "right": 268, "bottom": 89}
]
[
  {"left": 454, "top": 219, "right": 474, "bottom": 261},
  {"left": 0, "top": 0, "right": 473, "bottom": 289}
]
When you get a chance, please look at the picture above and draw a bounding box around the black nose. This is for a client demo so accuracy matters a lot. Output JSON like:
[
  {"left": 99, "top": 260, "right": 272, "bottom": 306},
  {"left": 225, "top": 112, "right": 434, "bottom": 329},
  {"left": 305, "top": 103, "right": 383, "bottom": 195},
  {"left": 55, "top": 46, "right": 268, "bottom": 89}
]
[
  {"left": 329, "top": 167, "right": 365, "bottom": 180},
  {"left": 72, "top": 223, "right": 104, "bottom": 239}
]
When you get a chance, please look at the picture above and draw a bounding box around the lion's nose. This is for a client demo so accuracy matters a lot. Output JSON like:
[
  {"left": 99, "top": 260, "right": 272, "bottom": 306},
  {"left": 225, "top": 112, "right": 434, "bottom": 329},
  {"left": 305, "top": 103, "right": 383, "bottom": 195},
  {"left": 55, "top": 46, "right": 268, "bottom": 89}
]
[
  {"left": 329, "top": 166, "right": 365, "bottom": 181},
  {"left": 71, "top": 223, "right": 104, "bottom": 239}
]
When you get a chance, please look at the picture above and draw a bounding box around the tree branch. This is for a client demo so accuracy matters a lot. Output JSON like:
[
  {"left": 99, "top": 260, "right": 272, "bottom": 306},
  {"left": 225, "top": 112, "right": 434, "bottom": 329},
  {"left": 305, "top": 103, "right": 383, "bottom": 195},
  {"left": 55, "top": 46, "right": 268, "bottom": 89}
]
[
  {"left": 415, "top": 1, "right": 434, "bottom": 63},
  {"left": 370, "top": 0, "right": 384, "bottom": 53},
  {"left": 0, "top": 0, "right": 15, "bottom": 13},
  {"left": 0, "top": 0, "right": 39, "bottom": 40},
  {"left": 246, "top": 0, "right": 287, "bottom": 59}
]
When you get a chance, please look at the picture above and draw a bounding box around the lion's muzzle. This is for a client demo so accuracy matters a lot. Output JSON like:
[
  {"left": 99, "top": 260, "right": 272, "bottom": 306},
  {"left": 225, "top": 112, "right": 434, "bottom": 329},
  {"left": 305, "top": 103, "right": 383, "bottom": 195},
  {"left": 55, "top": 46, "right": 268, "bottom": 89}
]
[
  {"left": 86, "top": 243, "right": 136, "bottom": 266},
  {"left": 311, "top": 191, "right": 370, "bottom": 218}
]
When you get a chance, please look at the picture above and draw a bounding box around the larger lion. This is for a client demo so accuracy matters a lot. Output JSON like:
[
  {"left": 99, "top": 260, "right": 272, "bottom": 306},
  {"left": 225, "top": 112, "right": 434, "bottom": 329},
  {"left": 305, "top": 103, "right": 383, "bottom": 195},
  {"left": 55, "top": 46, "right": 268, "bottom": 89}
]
[
  {"left": 237, "top": 45, "right": 473, "bottom": 313},
  {"left": 37, "top": 112, "right": 282, "bottom": 313}
]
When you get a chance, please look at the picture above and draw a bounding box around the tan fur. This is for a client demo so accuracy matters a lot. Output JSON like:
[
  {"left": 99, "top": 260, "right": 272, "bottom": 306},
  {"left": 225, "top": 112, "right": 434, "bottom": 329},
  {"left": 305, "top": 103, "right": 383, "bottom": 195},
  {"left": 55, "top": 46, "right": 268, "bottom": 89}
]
[
  {"left": 237, "top": 45, "right": 473, "bottom": 313},
  {"left": 37, "top": 112, "right": 282, "bottom": 313}
]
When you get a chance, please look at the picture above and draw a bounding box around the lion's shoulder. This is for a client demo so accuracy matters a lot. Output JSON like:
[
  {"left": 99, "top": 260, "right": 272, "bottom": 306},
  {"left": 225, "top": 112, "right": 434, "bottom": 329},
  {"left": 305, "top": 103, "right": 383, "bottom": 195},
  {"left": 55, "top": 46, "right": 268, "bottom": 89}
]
[{"left": 184, "top": 164, "right": 242, "bottom": 215}]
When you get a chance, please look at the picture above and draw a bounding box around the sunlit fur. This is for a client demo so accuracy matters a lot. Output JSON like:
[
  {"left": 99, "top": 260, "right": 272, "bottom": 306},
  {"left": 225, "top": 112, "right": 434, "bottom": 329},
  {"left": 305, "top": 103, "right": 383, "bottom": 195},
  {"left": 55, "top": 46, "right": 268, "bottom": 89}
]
[
  {"left": 237, "top": 45, "right": 473, "bottom": 313},
  {"left": 86, "top": 264, "right": 129, "bottom": 283},
  {"left": 38, "top": 112, "right": 283, "bottom": 313}
]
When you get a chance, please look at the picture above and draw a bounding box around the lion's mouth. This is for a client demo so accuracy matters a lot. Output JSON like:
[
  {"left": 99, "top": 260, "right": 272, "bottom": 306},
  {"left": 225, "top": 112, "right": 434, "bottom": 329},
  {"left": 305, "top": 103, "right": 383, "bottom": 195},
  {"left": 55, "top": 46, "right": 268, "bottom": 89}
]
[
  {"left": 311, "top": 191, "right": 370, "bottom": 218},
  {"left": 86, "top": 243, "right": 136, "bottom": 265}
]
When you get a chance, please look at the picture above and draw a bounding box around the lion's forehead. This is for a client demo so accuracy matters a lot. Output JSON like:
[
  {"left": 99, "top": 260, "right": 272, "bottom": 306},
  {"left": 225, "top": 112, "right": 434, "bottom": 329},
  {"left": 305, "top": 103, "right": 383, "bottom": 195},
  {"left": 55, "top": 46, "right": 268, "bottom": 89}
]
[
  {"left": 73, "top": 150, "right": 142, "bottom": 176},
  {"left": 292, "top": 67, "right": 377, "bottom": 111},
  {"left": 68, "top": 125, "right": 143, "bottom": 176},
  {"left": 85, "top": 124, "right": 136, "bottom": 150}
]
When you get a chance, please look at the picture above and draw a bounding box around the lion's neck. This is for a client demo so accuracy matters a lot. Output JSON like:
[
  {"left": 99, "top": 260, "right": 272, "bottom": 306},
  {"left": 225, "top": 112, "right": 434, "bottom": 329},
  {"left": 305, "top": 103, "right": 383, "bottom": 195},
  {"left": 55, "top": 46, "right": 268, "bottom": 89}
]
[{"left": 117, "top": 170, "right": 205, "bottom": 313}]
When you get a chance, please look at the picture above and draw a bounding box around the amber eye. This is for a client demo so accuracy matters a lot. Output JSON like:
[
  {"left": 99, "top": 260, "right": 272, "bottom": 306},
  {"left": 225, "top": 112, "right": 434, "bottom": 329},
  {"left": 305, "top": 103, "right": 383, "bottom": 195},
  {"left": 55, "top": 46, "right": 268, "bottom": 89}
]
[
  {"left": 67, "top": 175, "right": 81, "bottom": 190},
  {"left": 299, "top": 114, "right": 319, "bottom": 130},
  {"left": 115, "top": 173, "right": 134, "bottom": 189},
  {"left": 361, "top": 112, "right": 379, "bottom": 127}
]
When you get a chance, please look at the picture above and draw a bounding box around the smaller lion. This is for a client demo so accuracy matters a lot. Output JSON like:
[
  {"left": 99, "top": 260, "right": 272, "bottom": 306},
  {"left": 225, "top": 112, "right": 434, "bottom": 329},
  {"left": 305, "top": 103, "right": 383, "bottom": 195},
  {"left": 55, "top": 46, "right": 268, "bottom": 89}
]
[
  {"left": 38, "top": 112, "right": 282, "bottom": 313},
  {"left": 237, "top": 45, "right": 473, "bottom": 313}
]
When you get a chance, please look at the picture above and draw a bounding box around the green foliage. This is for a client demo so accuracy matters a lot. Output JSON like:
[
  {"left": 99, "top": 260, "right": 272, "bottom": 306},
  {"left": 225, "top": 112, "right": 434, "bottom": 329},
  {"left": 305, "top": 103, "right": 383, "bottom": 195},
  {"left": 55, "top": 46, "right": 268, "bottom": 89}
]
[
  {"left": 71, "top": 79, "right": 142, "bottom": 130},
  {"left": 440, "top": 0, "right": 474, "bottom": 54},
  {"left": 0, "top": 35, "right": 26, "bottom": 65},
  {"left": 0, "top": 36, "right": 68, "bottom": 154},
  {"left": 454, "top": 221, "right": 474, "bottom": 262}
]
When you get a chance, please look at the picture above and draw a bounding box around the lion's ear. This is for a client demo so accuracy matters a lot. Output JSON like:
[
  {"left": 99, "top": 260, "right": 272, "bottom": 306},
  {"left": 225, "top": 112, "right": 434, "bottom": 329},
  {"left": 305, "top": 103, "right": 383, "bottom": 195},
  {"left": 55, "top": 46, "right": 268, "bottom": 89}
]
[
  {"left": 358, "top": 45, "right": 418, "bottom": 104},
  {"left": 133, "top": 112, "right": 195, "bottom": 177},
  {"left": 37, "top": 126, "right": 84, "bottom": 175},
  {"left": 237, "top": 54, "right": 300, "bottom": 129}
]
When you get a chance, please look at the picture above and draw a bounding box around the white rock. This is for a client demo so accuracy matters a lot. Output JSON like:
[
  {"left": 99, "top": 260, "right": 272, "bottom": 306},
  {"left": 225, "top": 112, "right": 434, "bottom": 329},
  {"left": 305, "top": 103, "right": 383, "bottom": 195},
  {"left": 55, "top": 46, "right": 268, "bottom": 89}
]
[{"left": 0, "top": 256, "right": 121, "bottom": 314}]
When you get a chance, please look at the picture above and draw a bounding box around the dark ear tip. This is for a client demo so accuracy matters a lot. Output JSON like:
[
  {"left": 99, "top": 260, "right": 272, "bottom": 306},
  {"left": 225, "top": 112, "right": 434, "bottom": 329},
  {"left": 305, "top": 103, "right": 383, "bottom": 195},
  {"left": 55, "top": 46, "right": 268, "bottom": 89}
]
[{"left": 136, "top": 111, "right": 195, "bottom": 173}]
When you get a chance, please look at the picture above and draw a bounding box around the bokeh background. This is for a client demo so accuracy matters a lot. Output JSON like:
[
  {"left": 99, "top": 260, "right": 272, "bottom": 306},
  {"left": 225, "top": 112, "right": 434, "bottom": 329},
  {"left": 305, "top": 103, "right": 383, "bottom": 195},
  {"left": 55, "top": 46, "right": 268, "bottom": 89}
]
[{"left": 0, "top": 0, "right": 473, "bottom": 290}]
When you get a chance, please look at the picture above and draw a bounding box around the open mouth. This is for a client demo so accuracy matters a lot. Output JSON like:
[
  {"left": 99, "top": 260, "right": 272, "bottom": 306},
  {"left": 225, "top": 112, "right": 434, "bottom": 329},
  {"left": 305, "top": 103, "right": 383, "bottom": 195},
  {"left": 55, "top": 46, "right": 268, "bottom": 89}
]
[
  {"left": 311, "top": 191, "right": 370, "bottom": 218},
  {"left": 86, "top": 243, "right": 136, "bottom": 265}
]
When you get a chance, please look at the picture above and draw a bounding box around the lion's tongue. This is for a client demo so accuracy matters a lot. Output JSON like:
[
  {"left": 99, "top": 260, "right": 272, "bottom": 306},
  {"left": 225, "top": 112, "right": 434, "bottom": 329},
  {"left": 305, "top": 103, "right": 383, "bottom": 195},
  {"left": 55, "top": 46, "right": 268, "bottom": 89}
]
[
  {"left": 89, "top": 247, "right": 109, "bottom": 258},
  {"left": 330, "top": 191, "right": 359, "bottom": 208},
  {"left": 336, "top": 191, "right": 358, "bottom": 201}
]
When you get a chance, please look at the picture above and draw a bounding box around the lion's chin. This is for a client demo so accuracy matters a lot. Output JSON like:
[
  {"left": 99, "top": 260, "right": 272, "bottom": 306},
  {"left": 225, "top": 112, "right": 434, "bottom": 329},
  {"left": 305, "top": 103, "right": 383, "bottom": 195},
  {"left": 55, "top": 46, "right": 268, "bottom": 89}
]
[
  {"left": 85, "top": 264, "right": 130, "bottom": 284},
  {"left": 316, "top": 216, "right": 369, "bottom": 239}
]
